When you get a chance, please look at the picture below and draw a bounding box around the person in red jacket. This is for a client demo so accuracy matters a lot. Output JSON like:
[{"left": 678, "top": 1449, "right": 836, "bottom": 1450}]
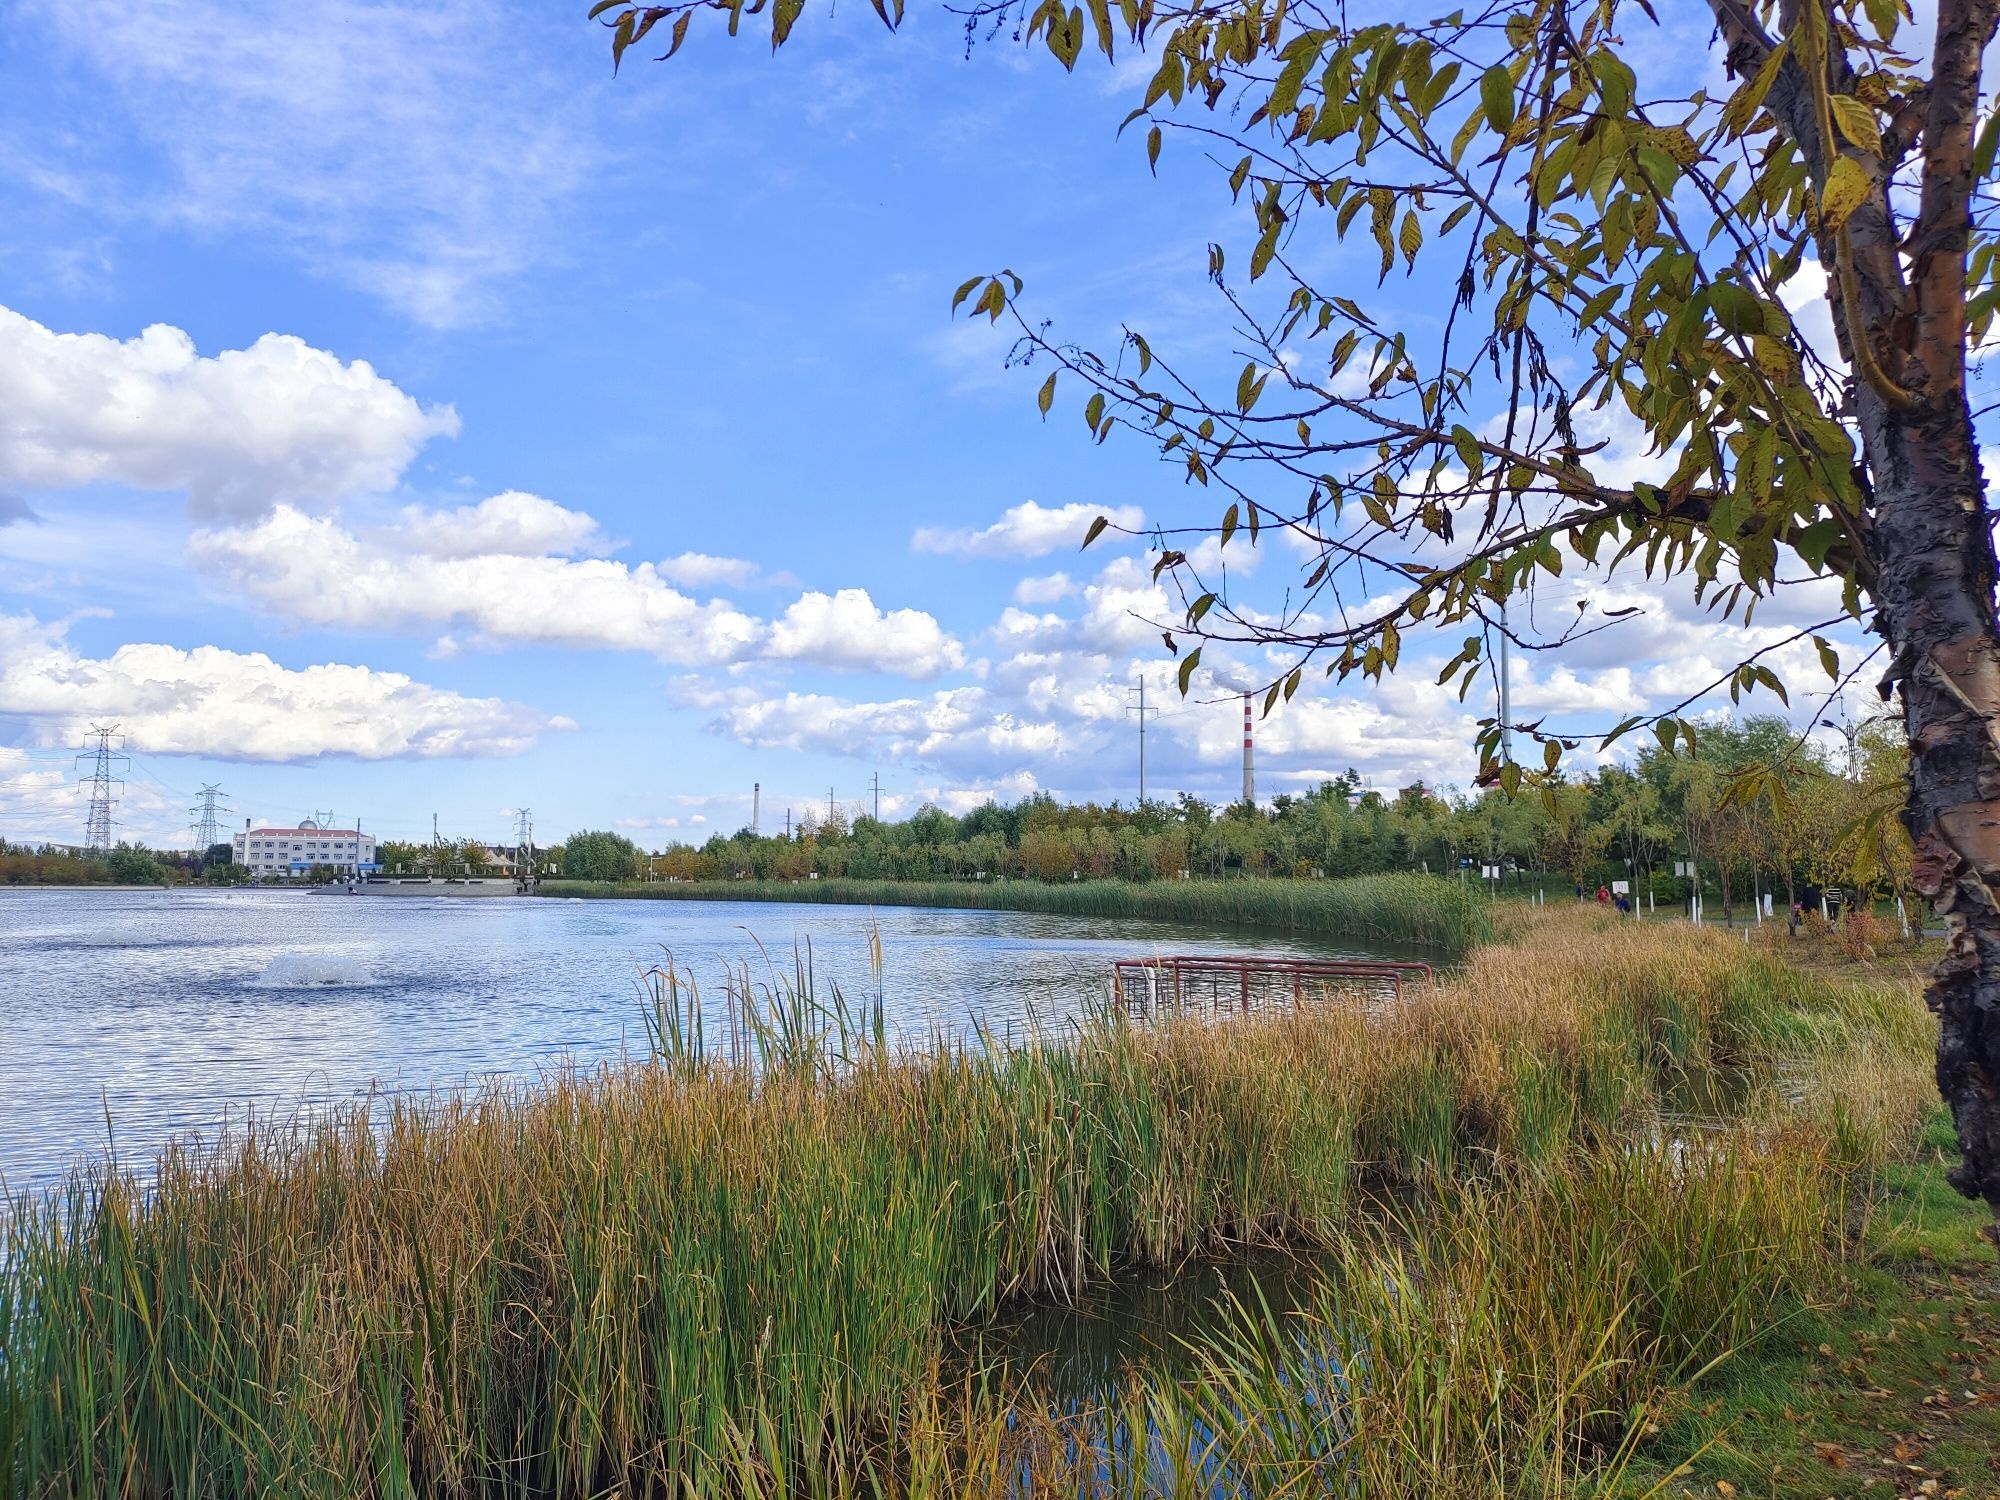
[{"left": 1595, "top": 884, "right": 1611, "bottom": 905}]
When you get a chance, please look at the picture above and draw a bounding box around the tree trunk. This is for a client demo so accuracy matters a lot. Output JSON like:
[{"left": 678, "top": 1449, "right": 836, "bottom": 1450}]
[
  {"left": 1848, "top": 0, "right": 2000, "bottom": 1232},
  {"left": 1870, "top": 393, "right": 2000, "bottom": 1226},
  {"left": 1707, "top": 0, "right": 2000, "bottom": 1235}
]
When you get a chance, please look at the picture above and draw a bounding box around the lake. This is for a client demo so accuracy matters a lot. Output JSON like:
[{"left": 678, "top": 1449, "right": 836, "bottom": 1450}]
[{"left": 1, "top": 886, "right": 1385, "bottom": 1191}]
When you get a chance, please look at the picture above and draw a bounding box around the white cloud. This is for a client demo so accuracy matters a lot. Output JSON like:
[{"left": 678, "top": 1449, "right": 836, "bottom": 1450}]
[
  {"left": 0, "top": 746, "right": 76, "bottom": 824},
  {"left": 1013, "top": 571, "right": 1078, "bottom": 605},
  {"left": 386, "top": 491, "right": 603, "bottom": 558},
  {"left": 715, "top": 688, "right": 996, "bottom": 758},
  {"left": 26, "top": 0, "right": 593, "bottom": 327},
  {"left": 927, "top": 771, "right": 1043, "bottom": 813},
  {"left": 195, "top": 503, "right": 966, "bottom": 680},
  {"left": 767, "top": 589, "right": 968, "bottom": 677},
  {"left": 710, "top": 686, "right": 1079, "bottom": 776},
  {"left": 653, "top": 552, "right": 764, "bottom": 589},
  {"left": 0, "top": 613, "right": 565, "bottom": 762},
  {"left": 0, "top": 306, "right": 457, "bottom": 516},
  {"left": 1778, "top": 258, "right": 1842, "bottom": 376},
  {"left": 196, "top": 505, "right": 767, "bottom": 664},
  {"left": 912, "top": 500, "right": 1145, "bottom": 559}
]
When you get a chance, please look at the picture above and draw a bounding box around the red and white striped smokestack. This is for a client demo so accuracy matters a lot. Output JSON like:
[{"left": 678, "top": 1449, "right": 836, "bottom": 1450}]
[{"left": 1241, "top": 692, "right": 1256, "bottom": 806}]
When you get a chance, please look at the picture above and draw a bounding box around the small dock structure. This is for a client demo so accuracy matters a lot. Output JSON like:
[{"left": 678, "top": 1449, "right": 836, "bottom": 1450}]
[{"left": 1112, "top": 954, "right": 1435, "bottom": 1017}]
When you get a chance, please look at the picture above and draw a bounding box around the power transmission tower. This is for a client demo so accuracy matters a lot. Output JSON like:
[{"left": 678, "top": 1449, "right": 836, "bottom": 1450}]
[
  {"left": 870, "top": 771, "right": 881, "bottom": 822},
  {"left": 1127, "top": 680, "right": 1158, "bottom": 805},
  {"left": 75, "top": 723, "right": 127, "bottom": 854},
  {"left": 189, "top": 784, "right": 231, "bottom": 855}
]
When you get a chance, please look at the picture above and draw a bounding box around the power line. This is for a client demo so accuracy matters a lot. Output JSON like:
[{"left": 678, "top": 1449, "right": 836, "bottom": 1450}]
[{"left": 75, "top": 724, "right": 127, "bottom": 854}]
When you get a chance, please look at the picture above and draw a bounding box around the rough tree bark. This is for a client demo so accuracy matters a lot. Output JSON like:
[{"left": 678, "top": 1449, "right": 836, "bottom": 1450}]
[
  {"left": 1876, "top": 0, "right": 2000, "bottom": 1226},
  {"left": 1710, "top": 0, "right": 2000, "bottom": 1225}
]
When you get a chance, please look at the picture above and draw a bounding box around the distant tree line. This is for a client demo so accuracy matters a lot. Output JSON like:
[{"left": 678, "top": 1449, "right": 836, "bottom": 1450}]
[
  {"left": 0, "top": 838, "right": 249, "bottom": 887},
  {"left": 550, "top": 716, "right": 1912, "bottom": 923}
]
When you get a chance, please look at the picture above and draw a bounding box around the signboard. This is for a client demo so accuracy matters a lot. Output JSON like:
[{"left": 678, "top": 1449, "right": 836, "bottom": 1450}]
[{"left": 1611, "top": 880, "right": 1631, "bottom": 894}]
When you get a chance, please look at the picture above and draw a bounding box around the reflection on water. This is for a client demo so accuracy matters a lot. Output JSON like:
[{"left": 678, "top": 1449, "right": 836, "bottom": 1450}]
[
  {"left": 0, "top": 887, "right": 1393, "bottom": 1190},
  {"left": 952, "top": 1244, "right": 1335, "bottom": 1408},
  {"left": 950, "top": 1245, "right": 1358, "bottom": 1497}
]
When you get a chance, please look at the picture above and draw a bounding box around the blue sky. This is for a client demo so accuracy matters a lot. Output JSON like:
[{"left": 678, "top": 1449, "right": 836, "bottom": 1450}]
[{"left": 0, "top": 0, "right": 1894, "bottom": 850}]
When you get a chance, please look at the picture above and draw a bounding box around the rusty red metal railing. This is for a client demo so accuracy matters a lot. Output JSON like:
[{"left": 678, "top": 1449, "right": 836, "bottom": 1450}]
[{"left": 1111, "top": 954, "right": 1435, "bottom": 1016}]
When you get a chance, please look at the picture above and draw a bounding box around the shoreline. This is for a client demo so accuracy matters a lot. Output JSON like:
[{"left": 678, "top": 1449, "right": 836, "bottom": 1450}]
[{"left": 533, "top": 871, "right": 1489, "bottom": 955}]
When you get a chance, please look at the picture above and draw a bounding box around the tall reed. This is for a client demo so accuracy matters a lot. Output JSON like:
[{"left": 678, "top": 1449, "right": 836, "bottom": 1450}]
[
  {"left": 542, "top": 872, "right": 1491, "bottom": 954},
  {"left": 0, "top": 911, "right": 1933, "bottom": 1497}
]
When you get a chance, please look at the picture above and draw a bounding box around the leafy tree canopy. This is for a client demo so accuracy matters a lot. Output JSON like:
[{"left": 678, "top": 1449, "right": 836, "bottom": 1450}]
[
  {"left": 592, "top": 0, "right": 2000, "bottom": 1221},
  {"left": 563, "top": 829, "right": 645, "bottom": 883}
]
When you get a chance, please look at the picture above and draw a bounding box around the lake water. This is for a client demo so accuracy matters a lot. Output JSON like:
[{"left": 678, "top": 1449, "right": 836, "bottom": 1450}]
[{"left": 1, "top": 887, "right": 1382, "bottom": 1191}]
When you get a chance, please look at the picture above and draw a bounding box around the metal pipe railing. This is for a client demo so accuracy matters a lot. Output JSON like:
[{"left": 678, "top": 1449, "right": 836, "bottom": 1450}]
[{"left": 1111, "top": 955, "right": 1434, "bottom": 1014}]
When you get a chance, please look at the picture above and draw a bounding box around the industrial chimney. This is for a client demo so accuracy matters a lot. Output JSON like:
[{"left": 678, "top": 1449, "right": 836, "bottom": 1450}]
[
  {"left": 752, "top": 782, "right": 761, "bottom": 836},
  {"left": 1241, "top": 692, "right": 1256, "bottom": 807}
]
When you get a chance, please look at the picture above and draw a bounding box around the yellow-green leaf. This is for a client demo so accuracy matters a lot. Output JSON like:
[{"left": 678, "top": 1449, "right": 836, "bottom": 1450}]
[
  {"left": 1398, "top": 208, "right": 1422, "bottom": 268},
  {"left": 1479, "top": 62, "right": 1514, "bottom": 131},
  {"left": 1820, "top": 155, "right": 1870, "bottom": 228},
  {"left": 1830, "top": 95, "right": 1883, "bottom": 156}
]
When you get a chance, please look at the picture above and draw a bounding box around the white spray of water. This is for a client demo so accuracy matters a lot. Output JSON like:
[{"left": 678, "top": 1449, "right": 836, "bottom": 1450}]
[
  {"left": 251, "top": 953, "right": 378, "bottom": 989},
  {"left": 73, "top": 927, "right": 155, "bottom": 947}
]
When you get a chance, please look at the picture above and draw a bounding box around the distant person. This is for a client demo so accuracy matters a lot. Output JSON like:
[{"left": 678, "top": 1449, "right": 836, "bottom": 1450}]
[
  {"left": 1575, "top": 882, "right": 1586, "bottom": 902},
  {"left": 1595, "top": 885, "right": 1611, "bottom": 906},
  {"left": 1615, "top": 893, "right": 1631, "bottom": 915}
]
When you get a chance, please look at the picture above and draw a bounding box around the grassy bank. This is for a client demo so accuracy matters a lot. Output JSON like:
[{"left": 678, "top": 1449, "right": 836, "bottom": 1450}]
[
  {"left": 537, "top": 871, "right": 1491, "bottom": 954},
  {"left": 0, "top": 910, "right": 1942, "bottom": 1496},
  {"left": 1631, "top": 1120, "right": 2000, "bottom": 1498}
]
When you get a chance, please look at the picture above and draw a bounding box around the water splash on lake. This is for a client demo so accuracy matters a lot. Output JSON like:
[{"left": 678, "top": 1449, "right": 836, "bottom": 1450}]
[{"left": 250, "top": 953, "right": 379, "bottom": 989}]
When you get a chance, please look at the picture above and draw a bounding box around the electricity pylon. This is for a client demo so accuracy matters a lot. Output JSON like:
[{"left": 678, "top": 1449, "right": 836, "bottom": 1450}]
[
  {"left": 76, "top": 724, "right": 127, "bottom": 854},
  {"left": 190, "top": 784, "right": 231, "bottom": 856}
]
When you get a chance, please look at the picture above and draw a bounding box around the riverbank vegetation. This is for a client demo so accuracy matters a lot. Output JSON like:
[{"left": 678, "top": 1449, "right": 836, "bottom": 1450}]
[
  {"left": 545, "top": 871, "right": 1490, "bottom": 953},
  {"left": 0, "top": 839, "right": 188, "bottom": 887},
  {"left": 550, "top": 716, "right": 1912, "bottom": 925},
  {"left": 0, "top": 909, "right": 1949, "bottom": 1496}
]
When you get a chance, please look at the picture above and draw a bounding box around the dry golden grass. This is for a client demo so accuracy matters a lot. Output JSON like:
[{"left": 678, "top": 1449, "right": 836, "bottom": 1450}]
[{"left": 0, "top": 909, "right": 1936, "bottom": 1497}]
